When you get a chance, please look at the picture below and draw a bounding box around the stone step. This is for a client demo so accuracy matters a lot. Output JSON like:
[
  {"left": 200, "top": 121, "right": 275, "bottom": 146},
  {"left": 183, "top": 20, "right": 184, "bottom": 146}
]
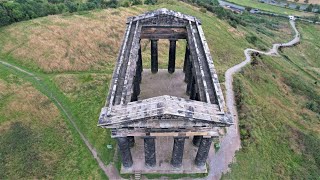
[{"left": 134, "top": 171, "right": 141, "bottom": 180}]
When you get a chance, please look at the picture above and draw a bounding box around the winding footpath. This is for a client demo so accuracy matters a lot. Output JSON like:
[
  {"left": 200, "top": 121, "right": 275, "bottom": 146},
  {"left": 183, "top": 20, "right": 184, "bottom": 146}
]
[
  {"left": 0, "top": 61, "right": 122, "bottom": 179},
  {"left": 204, "top": 19, "right": 300, "bottom": 180}
]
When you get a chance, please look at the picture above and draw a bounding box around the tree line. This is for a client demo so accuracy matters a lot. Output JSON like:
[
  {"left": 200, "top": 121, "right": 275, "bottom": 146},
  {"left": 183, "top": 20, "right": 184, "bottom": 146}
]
[{"left": 0, "top": 0, "right": 157, "bottom": 27}]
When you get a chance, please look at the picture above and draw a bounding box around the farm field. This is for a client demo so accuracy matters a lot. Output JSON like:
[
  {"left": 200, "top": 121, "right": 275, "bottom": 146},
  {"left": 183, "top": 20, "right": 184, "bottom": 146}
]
[
  {"left": 227, "top": 0, "right": 315, "bottom": 16},
  {"left": 288, "top": 0, "right": 320, "bottom": 4}
]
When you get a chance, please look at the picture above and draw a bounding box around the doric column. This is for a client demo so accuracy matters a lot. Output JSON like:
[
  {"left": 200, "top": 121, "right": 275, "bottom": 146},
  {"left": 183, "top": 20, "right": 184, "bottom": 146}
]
[
  {"left": 151, "top": 39, "right": 158, "bottom": 74},
  {"left": 171, "top": 137, "right": 187, "bottom": 168},
  {"left": 192, "top": 135, "right": 202, "bottom": 147},
  {"left": 128, "top": 136, "right": 135, "bottom": 148},
  {"left": 131, "top": 75, "right": 140, "bottom": 102},
  {"left": 195, "top": 137, "right": 213, "bottom": 167},
  {"left": 184, "top": 57, "right": 190, "bottom": 82},
  {"left": 144, "top": 136, "right": 156, "bottom": 167},
  {"left": 116, "top": 137, "right": 133, "bottom": 168},
  {"left": 190, "top": 77, "right": 197, "bottom": 100},
  {"left": 168, "top": 39, "right": 177, "bottom": 74},
  {"left": 137, "top": 45, "right": 143, "bottom": 83},
  {"left": 183, "top": 44, "right": 190, "bottom": 73},
  {"left": 186, "top": 63, "right": 192, "bottom": 95}
]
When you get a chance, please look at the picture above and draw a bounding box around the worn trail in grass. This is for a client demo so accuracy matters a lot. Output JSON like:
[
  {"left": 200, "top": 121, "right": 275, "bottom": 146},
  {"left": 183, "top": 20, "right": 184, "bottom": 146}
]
[
  {"left": 212, "top": 19, "right": 300, "bottom": 180},
  {"left": 0, "top": 60, "right": 124, "bottom": 179}
]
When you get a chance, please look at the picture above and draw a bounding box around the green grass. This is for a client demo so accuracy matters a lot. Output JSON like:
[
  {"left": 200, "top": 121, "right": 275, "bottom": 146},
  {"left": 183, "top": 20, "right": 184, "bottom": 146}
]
[
  {"left": 223, "top": 22, "right": 320, "bottom": 179},
  {"left": 0, "top": 65, "right": 106, "bottom": 179},
  {"left": 226, "top": 0, "right": 314, "bottom": 16},
  {"left": 0, "top": 2, "right": 317, "bottom": 179}
]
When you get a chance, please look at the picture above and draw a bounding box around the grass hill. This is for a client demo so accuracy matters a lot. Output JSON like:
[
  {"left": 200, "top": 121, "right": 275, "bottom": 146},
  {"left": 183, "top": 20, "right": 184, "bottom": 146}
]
[
  {"left": 0, "top": 67, "right": 105, "bottom": 179},
  {"left": 0, "top": 1, "right": 319, "bottom": 179},
  {"left": 224, "top": 22, "right": 320, "bottom": 179}
]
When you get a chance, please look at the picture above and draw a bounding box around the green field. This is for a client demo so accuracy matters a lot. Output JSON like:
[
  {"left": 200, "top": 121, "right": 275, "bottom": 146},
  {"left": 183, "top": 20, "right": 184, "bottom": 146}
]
[
  {"left": 227, "top": 0, "right": 314, "bottom": 16},
  {"left": 0, "top": 1, "right": 319, "bottom": 179}
]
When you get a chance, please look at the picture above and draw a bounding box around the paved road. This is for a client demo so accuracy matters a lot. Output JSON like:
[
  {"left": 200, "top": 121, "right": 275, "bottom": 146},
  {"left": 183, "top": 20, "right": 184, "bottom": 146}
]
[
  {"left": 202, "top": 19, "right": 300, "bottom": 180},
  {"left": 0, "top": 60, "right": 122, "bottom": 179}
]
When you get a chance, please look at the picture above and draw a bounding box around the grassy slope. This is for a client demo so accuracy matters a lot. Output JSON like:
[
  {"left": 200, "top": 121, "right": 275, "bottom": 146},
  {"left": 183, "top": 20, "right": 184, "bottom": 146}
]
[
  {"left": 223, "top": 22, "right": 320, "bottom": 179},
  {"left": 0, "top": 1, "right": 313, "bottom": 178},
  {"left": 0, "top": 65, "right": 105, "bottom": 179},
  {"left": 227, "top": 0, "right": 314, "bottom": 16}
]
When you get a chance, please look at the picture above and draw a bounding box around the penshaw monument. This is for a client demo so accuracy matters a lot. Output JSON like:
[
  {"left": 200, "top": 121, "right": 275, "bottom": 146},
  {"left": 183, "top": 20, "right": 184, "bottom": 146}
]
[{"left": 98, "top": 8, "right": 232, "bottom": 174}]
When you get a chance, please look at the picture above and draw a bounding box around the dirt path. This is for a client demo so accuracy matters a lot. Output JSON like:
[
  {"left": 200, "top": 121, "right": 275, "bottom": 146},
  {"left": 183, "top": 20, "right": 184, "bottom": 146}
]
[
  {"left": 0, "top": 61, "right": 122, "bottom": 180},
  {"left": 203, "top": 19, "right": 300, "bottom": 180}
]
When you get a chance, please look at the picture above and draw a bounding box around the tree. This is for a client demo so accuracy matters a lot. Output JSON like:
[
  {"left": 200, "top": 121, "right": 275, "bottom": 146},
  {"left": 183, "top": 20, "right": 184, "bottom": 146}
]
[
  {"left": 4, "top": 2, "right": 26, "bottom": 22},
  {"left": 65, "top": 1, "right": 78, "bottom": 12},
  {"left": 130, "top": 0, "right": 142, "bottom": 5},
  {"left": 294, "top": 0, "right": 299, "bottom": 2},
  {"left": 306, "top": 4, "right": 314, "bottom": 12},
  {"left": 144, "top": 0, "right": 157, "bottom": 5},
  {"left": 311, "top": 15, "right": 319, "bottom": 23},
  {"left": 304, "top": 0, "right": 309, "bottom": 3},
  {"left": 105, "top": 0, "right": 118, "bottom": 8},
  {"left": 0, "top": 5, "right": 11, "bottom": 26}
]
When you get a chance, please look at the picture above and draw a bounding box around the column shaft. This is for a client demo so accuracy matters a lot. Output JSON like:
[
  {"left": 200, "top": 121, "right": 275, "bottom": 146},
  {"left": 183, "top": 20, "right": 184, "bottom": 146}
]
[
  {"left": 116, "top": 137, "right": 133, "bottom": 168},
  {"left": 137, "top": 46, "right": 143, "bottom": 83},
  {"left": 151, "top": 39, "right": 158, "bottom": 74},
  {"left": 168, "top": 39, "right": 177, "bottom": 74},
  {"left": 192, "top": 135, "right": 202, "bottom": 147},
  {"left": 190, "top": 77, "right": 197, "bottom": 100},
  {"left": 183, "top": 44, "right": 189, "bottom": 73},
  {"left": 131, "top": 76, "right": 140, "bottom": 102},
  {"left": 138, "top": 45, "right": 143, "bottom": 73},
  {"left": 171, "top": 137, "right": 187, "bottom": 168},
  {"left": 186, "top": 63, "right": 192, "bottom": 95},
  {"left": 195, "top": 137, "right": 213, "bottom": 167},
  {"left": 184, "top": 58, "right": 192, "bottom": 83},
  {"left": 144, "top": 137, "right": 156, "bottom": 167},
  {"left": 128, "top": 136, "right": 135, "bottom": 148}
]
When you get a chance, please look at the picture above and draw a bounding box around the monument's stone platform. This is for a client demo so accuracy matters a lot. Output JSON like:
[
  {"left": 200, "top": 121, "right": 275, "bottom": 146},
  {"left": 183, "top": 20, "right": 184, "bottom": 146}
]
[
  {"left": 121, "top": 136, "right": 207, "bottom": 174},
  {"left": 139, "top": 69, "right": 189, "bottom": 100}
]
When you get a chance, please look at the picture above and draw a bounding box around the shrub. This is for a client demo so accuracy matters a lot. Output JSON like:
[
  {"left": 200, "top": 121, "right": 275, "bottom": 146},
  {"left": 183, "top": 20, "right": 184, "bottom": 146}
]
[
  {"left": 245, "top": 35, "right": 258, "bottom": 44},
  {"left": 199, "top": 7, "right": 207, "bottom": 13},
  {"left": 144, "top": 0, "right": 157, "bottom": 5},
  {"left": 306, "top": 100, "right": 319, "bottom": 113},
  {"left": 228, "top": 19, "right": 237, "bottom": 28},
  {"left": 131, "top": 0, "right": 142, "bottom": 5}
]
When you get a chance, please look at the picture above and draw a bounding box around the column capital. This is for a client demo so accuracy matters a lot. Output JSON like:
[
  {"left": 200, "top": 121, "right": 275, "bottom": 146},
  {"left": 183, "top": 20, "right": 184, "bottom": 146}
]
[
  {"left": 141, "top": 136, "right": 156, "bottom": 139},
  {"left": 169, "top": 38, "right": 178, "bottom": 41},
  {"left": 173, "top": 136, "right": 189, "bottom": 139}
]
